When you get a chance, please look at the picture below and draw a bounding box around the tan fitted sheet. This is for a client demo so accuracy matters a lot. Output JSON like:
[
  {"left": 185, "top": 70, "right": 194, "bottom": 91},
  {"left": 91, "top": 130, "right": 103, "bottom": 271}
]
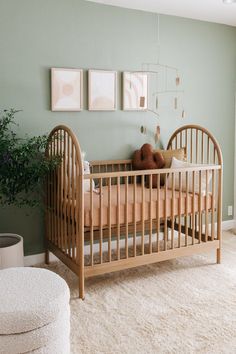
[{"left": 82, "top": 184, "right": 212, "bottom": 228}]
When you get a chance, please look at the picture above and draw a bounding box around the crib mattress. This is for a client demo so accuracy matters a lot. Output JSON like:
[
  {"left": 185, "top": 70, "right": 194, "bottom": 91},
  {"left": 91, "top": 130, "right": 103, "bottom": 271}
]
[{"left": 81, "top": 184, "right": 213, "bottom": 228}]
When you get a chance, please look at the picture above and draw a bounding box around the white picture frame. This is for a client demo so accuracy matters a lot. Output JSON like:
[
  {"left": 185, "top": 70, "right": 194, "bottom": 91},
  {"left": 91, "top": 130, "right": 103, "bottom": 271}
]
[
  {"left": 123, "top": 71, "right": 148, "bottom": 111},
  {"left": 88, "top": 69, "right": 117, "bottom": 111},
  {"left": 51, "top": 68, "right": 83, "bottom": 111}
]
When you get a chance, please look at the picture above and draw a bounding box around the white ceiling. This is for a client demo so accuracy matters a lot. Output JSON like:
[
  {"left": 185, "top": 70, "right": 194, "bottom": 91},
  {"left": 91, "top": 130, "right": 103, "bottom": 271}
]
[{"left": 86, "top": 0, "right": 236, "bottom": 26}]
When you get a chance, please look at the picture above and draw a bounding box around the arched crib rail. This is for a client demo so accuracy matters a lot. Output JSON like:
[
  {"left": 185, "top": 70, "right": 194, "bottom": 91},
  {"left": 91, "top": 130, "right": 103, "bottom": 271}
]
[
  {"left": 167, "top": 125, "right": 223, "bottom": 166},
  {"left": 167, "top": 124, "right": 223, "bottom": 266},
  {"left": 45, "top": 125, "right": 85, "bottom": 295}
]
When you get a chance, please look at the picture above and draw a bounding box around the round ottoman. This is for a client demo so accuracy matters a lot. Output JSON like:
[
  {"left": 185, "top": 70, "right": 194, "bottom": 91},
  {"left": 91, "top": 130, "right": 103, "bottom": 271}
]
[{"left": 0, "top": 267, "right": 70, "bottom": 354}]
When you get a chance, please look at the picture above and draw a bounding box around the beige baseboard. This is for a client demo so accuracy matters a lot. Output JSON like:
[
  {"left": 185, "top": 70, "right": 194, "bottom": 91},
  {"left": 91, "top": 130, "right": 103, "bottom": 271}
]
[{"left": 221, "top": 219, "right": 236, "bottom": 230}]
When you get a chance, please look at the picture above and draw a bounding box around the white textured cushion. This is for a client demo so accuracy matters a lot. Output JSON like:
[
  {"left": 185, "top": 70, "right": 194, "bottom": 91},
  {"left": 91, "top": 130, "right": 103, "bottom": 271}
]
[
  {"left": 28, "top": 334, "right": 70, "bottom": 354},
  {"left": 166, "top": 157, "right": 212, "bottom": 195},
  {"left": 0, "top": 267, "right": 70, "bottom": 334},
  {"left": 0, "top": 309, "right": 70, "bottom": 354}
]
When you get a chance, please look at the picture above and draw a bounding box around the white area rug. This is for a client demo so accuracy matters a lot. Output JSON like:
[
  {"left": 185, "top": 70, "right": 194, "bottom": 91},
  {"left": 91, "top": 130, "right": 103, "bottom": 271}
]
[{"left": 42, "top": 231, "right": 236, "bottom": 354}]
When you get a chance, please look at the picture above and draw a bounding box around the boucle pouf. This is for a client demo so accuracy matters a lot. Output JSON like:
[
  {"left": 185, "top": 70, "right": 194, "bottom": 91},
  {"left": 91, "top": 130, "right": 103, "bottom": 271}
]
[
  {"left": 0, "top": 267, "right": 70, "bottom": 354},
  {"left": 0, "top": 267, "right": 70, "bottom": 334},
  {"left": 0, "top": 310, "right": 70, "bottom": 354},
  {"left": 27, "top": 333, "right": 70, "bottom": 354}
]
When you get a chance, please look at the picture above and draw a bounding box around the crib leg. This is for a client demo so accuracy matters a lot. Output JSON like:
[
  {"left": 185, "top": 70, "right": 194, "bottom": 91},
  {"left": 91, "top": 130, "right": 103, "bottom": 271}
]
[
  {"left": 79, "top": 275, "right": 85, "bottom": 300},
  {"left": 45, "top": 249, "right": 50, "bottom": 265},
  {"left": 216, "top": 248, "right": 221, "bottom": 264}
]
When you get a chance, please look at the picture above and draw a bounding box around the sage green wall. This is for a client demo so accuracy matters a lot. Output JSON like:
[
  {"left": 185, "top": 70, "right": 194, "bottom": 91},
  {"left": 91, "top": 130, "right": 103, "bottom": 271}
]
[{"left": 0, "top": 0, "right": 236, "bottom": 255}]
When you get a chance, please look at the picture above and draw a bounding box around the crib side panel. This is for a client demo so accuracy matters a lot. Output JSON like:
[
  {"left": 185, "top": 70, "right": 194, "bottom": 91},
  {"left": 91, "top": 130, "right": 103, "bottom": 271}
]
[
  {"left": 45, "top": 125, "right": 84, "bottom": 273},
  {"left": 84, "top": 163, "right": 221, "bottom": 276}
]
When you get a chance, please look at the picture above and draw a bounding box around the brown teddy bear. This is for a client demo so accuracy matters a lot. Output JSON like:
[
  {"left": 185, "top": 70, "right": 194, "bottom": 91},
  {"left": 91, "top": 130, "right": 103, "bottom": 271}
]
[{"left": 132, "top": 143, "right": 165, "bottom": 188}]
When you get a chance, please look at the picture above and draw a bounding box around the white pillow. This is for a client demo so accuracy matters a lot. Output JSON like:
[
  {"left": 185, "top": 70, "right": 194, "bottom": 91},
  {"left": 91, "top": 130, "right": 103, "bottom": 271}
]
[
  {"left": 83, "top": 160, "right": 95, "bottom": 193},
  {"left": 65, "top": 157, "right": 95, "bottom": 194},
  {"left": 166, "top": 157, "right": 212, "bottom": 195}
]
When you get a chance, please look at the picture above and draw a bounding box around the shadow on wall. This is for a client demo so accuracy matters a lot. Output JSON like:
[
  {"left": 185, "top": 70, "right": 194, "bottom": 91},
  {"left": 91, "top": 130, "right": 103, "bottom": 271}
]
[{"left": 39, "top": 67, "right": 51, "bottom": 111}]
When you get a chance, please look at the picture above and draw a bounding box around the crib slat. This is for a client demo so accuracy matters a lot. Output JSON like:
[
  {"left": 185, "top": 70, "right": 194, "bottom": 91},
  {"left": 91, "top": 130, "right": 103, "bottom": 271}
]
[
  {"left": 50, "top": 141, "right": 54, "bottom": 245},
  {"left": 48, "top": 142, "right": 52, "bottom": 244},
  {"left": 75, "top": 161, "right": 80, "bottom": 265},
  {"left": 217, "top": 168, "right": 222, "bottom": 263},
  {"left": 49, "top": 141, "right": 53, "bottom": 245},
  {"left": 71, "top": 144, "right": 75, "bottom": 260},
  {"left": 52, "top": 135, "right": 56, "bottom": 246},
  {"left": 125, "top": 176, "right": 129, "bottom": 259},
  {"left": 185, "top": 171, "right": 189, "bottom": 246},
  {"left": 112, "top": 164, "right": 114, "bottom": 185},
  {"left": 60, "top": 131, "right": 64, "bottom": 252},
  {"left": 207, "top": 137, "right": 210, "bottom": 164},
  {"left": 205, "top": 170, "right": 209, "bottom": 242},
  {"left": 149, "top": 174, "right": 153, "bottom": 254},
  {"left": 108, "top": 177, "right": 112, "bottom": 262},
  {"left": 141, "top": 175, "right": 145, "bottom": 255},
  {"left": 211, "top": 169, "right": 215, "bottom": 241},
  {"left": 45, "top": 145, "right": 49, "bottom": 246},
  {"left": 65, "top": 132, "right": 69, "bottom": 254},
  {"left": 201, "top": 131, "right": 204, "bottom": 163},
  {"left": 117, "top": 176, "right": 120, "bottom": 260},
  {"left": 171, "top": 172, "right": 175, "bottom": 249},
  {"left": 185, "top": 130, "right": 188, "bottom": 159},
  {"left": 69, "top": 136, "right": 73, "bottom": 257},
  {"left": 63, "top": 131, "right": 67, "bottom": 253},
  {"left": 133, "top": 176, "right": 137, "bottom": 257},
  {"left": 90, "top": 178, "right": 94, "bottom": 266},
  {"left": 67, "top": 133, "right": 71, "bottom": 258},
  {"left": 178, "top": 172, "right": 182, "bottom": 248},
  {"left": 156, "top": 174, "right": 160, "bottom": 252},
  {"left": 64, "top": 132, "right": 70, "bottom": 256},
  {"left": 55, "top": 132, "right": 61, "bottom": 246},
  {"left": 190, "top": 128, "right": 193, "bottom": 162},
  {"left": 57, "top": 130, "right": 63, "bottom": 248},
  {"left": 99, "top": 178, "right": 103, "bottom": 263},
  {"left": 192, "top": 171, "right": 195, "bottom": 245},
  {"left": 59, "top": 130, "right": 63, "bottom": 251},
  {"left": 198, "top": 171, "right": 202, "bottom": 243},
  {"left": 53, "top": 138, "right": 57, "bottom": 246},
  {"left": 164, "top": 174, "right": 167, "bottom": 251},
  {"left": 45, "top": 164, "right": 50, "bottom": 247}
]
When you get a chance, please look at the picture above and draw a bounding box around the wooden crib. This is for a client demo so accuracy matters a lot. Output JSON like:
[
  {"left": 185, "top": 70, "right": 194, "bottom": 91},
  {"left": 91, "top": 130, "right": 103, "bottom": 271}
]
[{"left": 45, "top": 124, "right": 223, "bottom": 299}]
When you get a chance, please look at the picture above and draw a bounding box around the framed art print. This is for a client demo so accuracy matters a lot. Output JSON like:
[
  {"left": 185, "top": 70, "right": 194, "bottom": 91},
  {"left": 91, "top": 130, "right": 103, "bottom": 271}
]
[
  {"left": 51, "top": 68, "right": 83, "bottom": 111},
  {"left": 88, "top": 70, "right": 117, "bottom": 111},
  {"left": 123, "top": 71, "right": 148, "bottom": 111}
]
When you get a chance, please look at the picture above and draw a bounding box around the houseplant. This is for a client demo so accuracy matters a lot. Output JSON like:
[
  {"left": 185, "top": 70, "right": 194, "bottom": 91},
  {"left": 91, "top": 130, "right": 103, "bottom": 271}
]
[
  {"left": 0, "top": 109, "right": 60, "bottom": 207},
  {"left": 0, "top": 109, "right": 60, "bottom": 268}
]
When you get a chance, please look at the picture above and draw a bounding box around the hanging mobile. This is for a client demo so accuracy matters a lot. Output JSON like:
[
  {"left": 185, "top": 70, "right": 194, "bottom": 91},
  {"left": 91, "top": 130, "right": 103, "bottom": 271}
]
[
  {"left": 140, "top": 126, "right": 147, "bottom": 134},
  {"left": 156, "top": 96, "right": 159, "bottom": 110},
  {"left": 176, "top": 76, "right": 180, "bottom": 86},
  {"left": 140, "top": 96, "right": 145, "bottom": 108},
  {"left": 174, "top": 97, "right": 178, "bottom": 110},
  {"left": 155, "top": 125, "right": 160, "bottom": 143}
]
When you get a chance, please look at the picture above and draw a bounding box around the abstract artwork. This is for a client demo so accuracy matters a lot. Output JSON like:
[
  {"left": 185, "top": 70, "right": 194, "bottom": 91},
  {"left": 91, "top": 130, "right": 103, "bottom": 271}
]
[
  {"left": 51, "top": 68, "right": 83, "bottom": 111},
  {"left": 123, "top": 71, "right": 148, "bottom": 111},
  {"left": 88, "top": 70, "right": 117, "bottom": 111}
]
